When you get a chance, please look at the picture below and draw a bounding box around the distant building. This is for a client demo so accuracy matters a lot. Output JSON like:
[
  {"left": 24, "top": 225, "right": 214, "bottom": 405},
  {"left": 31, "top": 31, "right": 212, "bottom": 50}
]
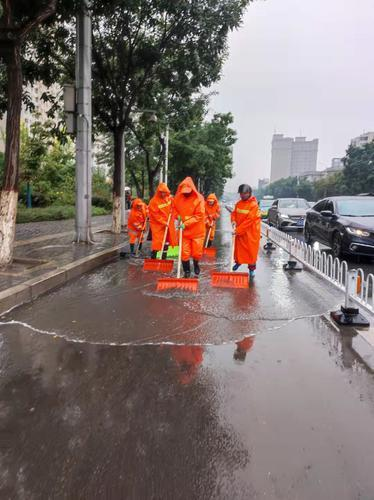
[
  {"left": 330, "top": 158, "right": 344, "bottom": 170},
  {"left": 351, "top": 132, "right": 374, "bottom": 148},
  {"left": 300, "top": 170, "right": 325, "bottom": 182},
  {"left": 270, "top": 134, "right": 319, "bottom": 183},
  {"left": 300, "top": 158, "right": 344, "bottom": 183},
  {"left": 258, "top": 178, "right": 270, "bottom": 190},
  {"left": 0, "top": 82, "right": 61, "bottom": 153}
]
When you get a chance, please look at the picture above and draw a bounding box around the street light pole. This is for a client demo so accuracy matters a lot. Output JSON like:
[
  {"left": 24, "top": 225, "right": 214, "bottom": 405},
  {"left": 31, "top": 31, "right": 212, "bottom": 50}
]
[{"left": 74, "top": 0, "right": 93, "bottom": 243}]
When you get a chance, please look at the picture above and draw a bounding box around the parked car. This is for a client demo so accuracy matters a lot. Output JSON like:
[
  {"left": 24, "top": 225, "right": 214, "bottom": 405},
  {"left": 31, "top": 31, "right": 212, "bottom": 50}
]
[
  {"left": 304, "top": 196, "right": 374, "bottom": 258},
  {"left": 259, "top": 197, "right": 274, "bottom": 219},
  {"left": 308, "top": 201, "right": 315, "bottom": 208},
  {"left": 267, "top": 198, "right": 309, "bottom": 231}
]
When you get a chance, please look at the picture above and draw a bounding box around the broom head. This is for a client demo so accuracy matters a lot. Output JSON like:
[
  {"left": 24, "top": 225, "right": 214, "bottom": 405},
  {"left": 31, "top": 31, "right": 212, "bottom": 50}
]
[
  {"left": 211, "top": 271, "right": 249, "bottom": 288},
  {"left": 143, "top": 259, "right": 174, "bottom": 272},
  {"left": 157, "top": 277, "right": 199, "bottom": 292},
  {"left": 203, "top": 247, "right": 217, "bottom": 258}
]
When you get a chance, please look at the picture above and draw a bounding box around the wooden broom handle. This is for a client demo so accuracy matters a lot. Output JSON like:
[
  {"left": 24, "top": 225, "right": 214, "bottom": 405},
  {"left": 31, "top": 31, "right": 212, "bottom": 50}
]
[
  {"left": 205, "top": 225, "right": 212, "bottom": 248},
  {"left": 160, "top": 211, "right": 172, "bottom": 260},
  {"left": 230, "top": 223, "right": 236, "bottom": 270},
  {"left": 177, "top": 224, "right": 183, "bottom": 279}
]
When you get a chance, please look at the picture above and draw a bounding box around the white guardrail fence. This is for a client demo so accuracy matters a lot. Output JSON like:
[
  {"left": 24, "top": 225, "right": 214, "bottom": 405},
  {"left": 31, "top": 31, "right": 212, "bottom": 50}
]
[{"left": 261, "top": 222, "right": 374, "bottom": 316}]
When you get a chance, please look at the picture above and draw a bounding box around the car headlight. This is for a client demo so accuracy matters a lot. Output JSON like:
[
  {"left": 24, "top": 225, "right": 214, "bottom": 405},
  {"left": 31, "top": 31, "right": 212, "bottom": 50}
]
[
  {"left": 346, "top": 227, "right": 370, "bottom": 237},
  {"left": 280, "top": 213, "right": 290, "bottom": 219}
]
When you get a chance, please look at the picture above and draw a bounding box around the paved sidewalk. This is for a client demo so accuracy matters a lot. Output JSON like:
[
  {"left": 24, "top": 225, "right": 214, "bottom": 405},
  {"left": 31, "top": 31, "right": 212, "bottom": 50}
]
[
  {"left": 0, "top": 224, "right": 127, "bottom": 295},
  {"left": 16, "top": 215, "right": 112, "bottom": 241}
]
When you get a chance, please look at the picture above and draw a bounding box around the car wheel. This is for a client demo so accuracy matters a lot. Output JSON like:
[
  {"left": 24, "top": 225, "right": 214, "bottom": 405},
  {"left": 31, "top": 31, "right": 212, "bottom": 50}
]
[
  {"left": 304, "top": 224, "right": 314, "bottom": 245},
  {"left": 332, "top": 232, "right": 343, "bottom": 259}
]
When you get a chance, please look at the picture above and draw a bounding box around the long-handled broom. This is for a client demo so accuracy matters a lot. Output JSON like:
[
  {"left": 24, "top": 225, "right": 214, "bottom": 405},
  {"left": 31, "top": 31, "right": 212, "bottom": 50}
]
[
  {"left": 203, "top": 222, "right": 217, "bottom": 258},
  {"left": 157, "top": 224, "right": 199, "bottom": 292},
  {"left": 211, "top": 225, "right": 249, "bottom": 288},
  {"left": 135, "top": 219, "right": 148, "bottom": 257},
  {"left": 143, "top": 212, "right": 174, "bottom": 272}
]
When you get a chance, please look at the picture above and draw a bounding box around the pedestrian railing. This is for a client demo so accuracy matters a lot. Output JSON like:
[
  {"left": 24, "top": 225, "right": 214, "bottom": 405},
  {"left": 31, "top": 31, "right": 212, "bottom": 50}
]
[{"left": 261, "top": 222, "right": 374, "bottom": 315}]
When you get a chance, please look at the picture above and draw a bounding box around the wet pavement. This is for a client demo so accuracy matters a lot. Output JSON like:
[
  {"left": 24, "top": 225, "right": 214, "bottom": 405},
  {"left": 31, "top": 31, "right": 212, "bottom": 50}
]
[
  {"left": 1, "top": 213, "right": 374, "bottom": 499},
  {"left": 0, "top": 231, "right": 125, "bottom": 293},
  {"left": 16, "top": 215, "right": 112, "bottom": 241}
]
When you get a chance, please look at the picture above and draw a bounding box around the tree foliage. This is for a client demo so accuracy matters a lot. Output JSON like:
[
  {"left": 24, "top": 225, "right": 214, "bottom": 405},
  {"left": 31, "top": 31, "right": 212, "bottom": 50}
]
[{"left": 169, "top": 113, "right": 236, "bottom": 197}]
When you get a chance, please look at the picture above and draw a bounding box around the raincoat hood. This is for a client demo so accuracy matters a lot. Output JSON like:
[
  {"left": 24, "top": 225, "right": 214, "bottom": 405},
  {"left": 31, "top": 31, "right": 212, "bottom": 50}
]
[
  {"left": 155, "top": 183, "right": 171, "bottom": 197},
  {"left": 207, "top": 193, "right": 218, "bottom": 204},
  {"left": 176, "top": 177, "right": 200, "bottom": 198},
  {"left": 132, "top": 198, "right": 144, "bottom": 209}
]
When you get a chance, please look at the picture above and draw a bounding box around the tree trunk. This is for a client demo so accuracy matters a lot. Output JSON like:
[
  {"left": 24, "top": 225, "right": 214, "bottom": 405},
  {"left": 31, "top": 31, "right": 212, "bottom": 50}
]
[
  {"left": 127, "top": 163, "right": 142, "bottom": 198},
  {"left": 141, "top": 168, "right": 145, "bottom": 199},
  {"left": 0, "top": 44, "right": 22, "bottom": 267},
  {"left": 112, "top": 127, "right": 124, "bottom": 234},
  {"left": 148, "top": 169, "right": 157, "bottom": 198}
]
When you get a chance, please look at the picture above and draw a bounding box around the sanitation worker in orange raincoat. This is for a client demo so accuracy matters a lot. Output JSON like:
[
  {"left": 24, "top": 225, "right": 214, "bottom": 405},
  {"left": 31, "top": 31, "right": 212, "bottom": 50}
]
[
  {"left": 148, "top": 183, "right": 177, "bottom": 259},
  {"left": 127, "top": 198, "right": 147, "bottom": 256},
  {"left": 173, "top": 177, "right": 205, "bottom": 278},
  {"left": 231, "top": 184, "right": 261, "bottom": 278},
  {"left": 205, "top": 193, "right": 221, "bottom": 247}
]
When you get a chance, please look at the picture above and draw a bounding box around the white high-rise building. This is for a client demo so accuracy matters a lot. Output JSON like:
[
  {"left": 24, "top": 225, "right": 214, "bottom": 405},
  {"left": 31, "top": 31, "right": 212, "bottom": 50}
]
[
  {"left": 270, "top": 134, "right": 319, "bottom": 183},
  {"left": 351, "top": 132, "right": 374, "bottom": 148}
]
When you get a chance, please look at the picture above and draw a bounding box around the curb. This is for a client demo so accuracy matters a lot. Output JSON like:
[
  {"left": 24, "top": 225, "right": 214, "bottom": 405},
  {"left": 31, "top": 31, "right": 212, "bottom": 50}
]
[{"left": 0, "top": 242, "right": 124, "bottom": 316}]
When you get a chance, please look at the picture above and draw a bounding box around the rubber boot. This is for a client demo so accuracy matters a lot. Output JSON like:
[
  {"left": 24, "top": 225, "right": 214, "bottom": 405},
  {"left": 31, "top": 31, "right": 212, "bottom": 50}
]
[
  {"left": 150, "top": 250, "right": 157, "bottom": 259},
  {"left": 182, "top": 260, "right": 191, "bottom": 278},
  {"left": 248, "top": 264, "right": 256, "bottom": 279},
  {"left": 162, "top": 244, "right": 169, "bottom": 260},
  {"left": 130, "top": 244, "right": 135, "bottom": 257},
  {"left": 193, "top": 260, "right": 200, "bottom": 277}
]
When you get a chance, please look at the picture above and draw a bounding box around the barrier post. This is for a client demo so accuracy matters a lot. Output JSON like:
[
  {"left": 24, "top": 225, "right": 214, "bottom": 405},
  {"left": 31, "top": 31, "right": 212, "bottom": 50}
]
[
  {"left": 283, "top": 235, "right": 303, "bottom": 272},
  {"left": 263, "top": 226, "right": 276, "bottom": 251},
  {"left": 331, "top": 269, "right": 370, "bottom": 327}
]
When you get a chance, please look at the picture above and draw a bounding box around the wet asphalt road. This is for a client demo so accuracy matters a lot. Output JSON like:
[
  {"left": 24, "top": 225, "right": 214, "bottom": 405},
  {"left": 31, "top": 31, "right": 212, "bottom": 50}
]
[{"left": 1, "top": 213, "right": 374, "bottom": 499}]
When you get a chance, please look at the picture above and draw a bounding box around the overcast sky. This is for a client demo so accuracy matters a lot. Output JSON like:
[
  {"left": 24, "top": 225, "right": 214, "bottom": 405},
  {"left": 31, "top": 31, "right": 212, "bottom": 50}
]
[{"left": 211, "top": 0, "right": 374, "bottom": 192}]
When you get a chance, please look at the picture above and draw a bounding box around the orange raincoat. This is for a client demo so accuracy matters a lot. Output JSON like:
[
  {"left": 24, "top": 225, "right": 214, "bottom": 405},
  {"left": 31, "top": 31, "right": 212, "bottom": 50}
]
[
  {"left": 173, "top": 177, "right": 205, "bottom": 261},
  {"left": 128, "top": 198, "right": 147, "bottom": 244},
  {"left": 231, "top": 196, "right": 261, "bottom": 266},
  {"left": 148, "top": 183, "right": 177, "bottom": 251},
  {"left": 205, "top": 193, "right": 221, "bottom": 242}
]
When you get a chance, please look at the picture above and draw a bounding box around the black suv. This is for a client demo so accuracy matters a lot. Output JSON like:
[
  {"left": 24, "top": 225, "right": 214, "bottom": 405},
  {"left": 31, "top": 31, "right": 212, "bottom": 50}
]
[{"left": 304, "top": 196, "right": 374, "bottom": 258}]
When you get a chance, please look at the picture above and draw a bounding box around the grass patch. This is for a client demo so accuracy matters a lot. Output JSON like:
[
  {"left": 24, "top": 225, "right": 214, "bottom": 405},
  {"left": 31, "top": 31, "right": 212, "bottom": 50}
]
[{"left": 17, "top": 205, "right": 110, "bottom": 223}]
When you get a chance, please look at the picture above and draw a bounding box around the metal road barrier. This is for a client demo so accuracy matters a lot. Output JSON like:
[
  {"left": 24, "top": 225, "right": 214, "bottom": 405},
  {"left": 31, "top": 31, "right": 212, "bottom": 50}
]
[{"left": 261, "top": 222, "right": 374, "bottom": 316}]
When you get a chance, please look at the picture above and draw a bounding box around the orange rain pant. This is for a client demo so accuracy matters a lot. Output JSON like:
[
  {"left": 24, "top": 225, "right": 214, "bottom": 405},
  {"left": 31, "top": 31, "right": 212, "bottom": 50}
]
[
  {"left": 205, "top": 222, "right": 216, "bottom": 242},
  {"left": 129, "top": 229, "right": 143, "bottom": 244},
  {"left": 181, "top": 235, "right": 204, "bottom": 261}
]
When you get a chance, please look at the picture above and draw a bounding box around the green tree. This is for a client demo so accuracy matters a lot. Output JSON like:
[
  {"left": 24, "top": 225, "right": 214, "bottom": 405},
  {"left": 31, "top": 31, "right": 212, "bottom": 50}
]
[
  {"left": 33, "top": 0, "right": 251, "bottom": 232},
  {"left": 341, "top": 143, "right": 374, "bottom": 194},
  {"left": 0, "top": 0, "right": 58, "bottom": 265},
  {"left": 169, "top": 113, "right": 236, "bottom": 197},
  {"left": 19, "top": 120, "right": 52, "bottom": 207}
]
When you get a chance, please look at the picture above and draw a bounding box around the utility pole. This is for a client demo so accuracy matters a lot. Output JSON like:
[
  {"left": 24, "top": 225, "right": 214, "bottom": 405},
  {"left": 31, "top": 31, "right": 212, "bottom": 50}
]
[{"left": 75, "top": 0, "right": 93, "bottom": 243}]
